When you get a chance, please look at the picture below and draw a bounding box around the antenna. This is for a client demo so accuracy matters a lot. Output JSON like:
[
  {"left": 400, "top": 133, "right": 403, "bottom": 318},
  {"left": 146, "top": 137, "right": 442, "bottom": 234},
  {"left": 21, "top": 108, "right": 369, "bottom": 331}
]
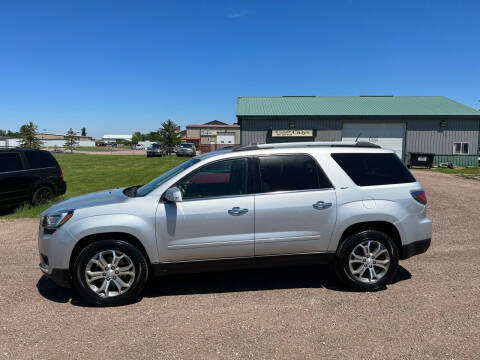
[{"left": 355, "top": 133, "right": 362, "bottom": 142}]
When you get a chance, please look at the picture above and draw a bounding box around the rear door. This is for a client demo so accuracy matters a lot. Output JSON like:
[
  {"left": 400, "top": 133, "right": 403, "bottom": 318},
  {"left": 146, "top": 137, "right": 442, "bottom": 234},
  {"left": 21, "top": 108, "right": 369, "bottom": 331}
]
[
  {"left": 0, "top": 152, "right": 29, "bottom": 207},
  {"left": 254, "top": 154, "right": 337, "bottom": 255}
]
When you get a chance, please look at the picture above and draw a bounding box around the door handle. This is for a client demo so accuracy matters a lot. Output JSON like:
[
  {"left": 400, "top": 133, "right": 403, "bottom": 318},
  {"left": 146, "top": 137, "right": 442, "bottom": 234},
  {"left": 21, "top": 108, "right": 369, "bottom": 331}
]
[
  {"left": 313, "top": 201, "right": 332, "bottom": 210},
  {"left": 228, "top": 207, "right": 248, "bottom": 216}
]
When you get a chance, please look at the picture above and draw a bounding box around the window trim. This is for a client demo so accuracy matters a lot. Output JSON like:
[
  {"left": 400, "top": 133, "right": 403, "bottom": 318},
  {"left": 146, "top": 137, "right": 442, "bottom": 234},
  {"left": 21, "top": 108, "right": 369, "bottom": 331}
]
[
  {"left": 173, "top": 156, "right": 252, "bottom": 201},
  {"left": 453, "top": 142, "right": 469, "bottom": 155},
  {"left": 255, "top": 153, "right": 334, "bottom": 194}
]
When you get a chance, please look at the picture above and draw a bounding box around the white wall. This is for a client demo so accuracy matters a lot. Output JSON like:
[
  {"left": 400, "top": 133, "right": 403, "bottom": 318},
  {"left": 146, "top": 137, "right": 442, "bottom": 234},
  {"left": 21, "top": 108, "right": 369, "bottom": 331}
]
[{"left": 138, "top": 141, "right": 155, "bottom": 147}]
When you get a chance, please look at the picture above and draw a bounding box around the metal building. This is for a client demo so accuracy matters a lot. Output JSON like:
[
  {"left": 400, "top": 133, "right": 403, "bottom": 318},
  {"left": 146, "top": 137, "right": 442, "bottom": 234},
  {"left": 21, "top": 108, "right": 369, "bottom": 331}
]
[{"left": 237, "top": 96, "right": 480, "bottom": 166}]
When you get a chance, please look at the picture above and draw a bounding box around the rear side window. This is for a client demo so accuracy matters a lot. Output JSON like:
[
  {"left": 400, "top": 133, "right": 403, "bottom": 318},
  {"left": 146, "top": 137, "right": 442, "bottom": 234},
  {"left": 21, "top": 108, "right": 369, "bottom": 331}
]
[
  {"left": 24, "top": 151, "right": 57, "bottom": 169},
  {"left": 0, "top": 153, "right": 24, "bottom": 172},
  {"left": 258, "top": 154, "right": 332, "bottom": 193},
  {"left": 331, "top": 153, "right": 415, "bottom": 186}
]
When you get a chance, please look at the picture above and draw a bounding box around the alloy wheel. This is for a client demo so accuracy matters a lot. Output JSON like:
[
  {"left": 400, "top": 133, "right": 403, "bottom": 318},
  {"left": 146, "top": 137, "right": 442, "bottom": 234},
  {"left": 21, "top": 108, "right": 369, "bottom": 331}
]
[
  {"left": 85, "top": 250, "right": 135, "bottom": 297},
  {"left": 348, "top": 240, "right": 390, "bottom": 283}
]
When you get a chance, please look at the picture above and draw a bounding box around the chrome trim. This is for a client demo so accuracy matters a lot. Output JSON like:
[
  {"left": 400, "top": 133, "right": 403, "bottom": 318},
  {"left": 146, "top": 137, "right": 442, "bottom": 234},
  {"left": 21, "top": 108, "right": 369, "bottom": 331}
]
[
  {"left": 168, "top": 239, "right": 254, "bottom": 249},
  {"left": 254, "top": 188, "right": 335, "bottom": 196},
  {"left": 179, "top": 193, "right": 254, "bottom": 202},
  {"left": 255, "top": 235, "right": 321, "bottom": 244}
]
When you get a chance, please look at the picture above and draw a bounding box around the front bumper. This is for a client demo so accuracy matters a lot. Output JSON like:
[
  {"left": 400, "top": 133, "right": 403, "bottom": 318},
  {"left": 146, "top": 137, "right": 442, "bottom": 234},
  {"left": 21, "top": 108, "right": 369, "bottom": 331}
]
[
  {"left": 39, "top": 262, "right": 71, "bottom": 287},
  {"left": 401, "top": 238, "right": 431, "bottom": 260}
]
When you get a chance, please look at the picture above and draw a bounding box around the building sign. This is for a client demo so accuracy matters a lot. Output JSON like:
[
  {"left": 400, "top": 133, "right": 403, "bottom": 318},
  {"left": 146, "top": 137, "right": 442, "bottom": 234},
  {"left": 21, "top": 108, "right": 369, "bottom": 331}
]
[
  {"left": 201, "top": 130, "right": 218, "bottom": 136},
  {"left": 272, "top": 130, "right": 313, "bottom": 137}
]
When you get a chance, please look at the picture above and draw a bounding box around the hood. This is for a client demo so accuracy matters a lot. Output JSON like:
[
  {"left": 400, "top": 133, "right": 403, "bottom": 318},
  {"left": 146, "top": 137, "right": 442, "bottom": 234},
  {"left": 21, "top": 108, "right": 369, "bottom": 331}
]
[{"left": 43, "top": 188, "right": 129, "bottom": 215}]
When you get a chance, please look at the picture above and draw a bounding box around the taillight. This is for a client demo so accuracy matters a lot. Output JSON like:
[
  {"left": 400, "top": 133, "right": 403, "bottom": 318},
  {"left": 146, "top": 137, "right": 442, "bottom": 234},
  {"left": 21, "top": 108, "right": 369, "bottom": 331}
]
[
  {"left": 411, "top": 190, "right": 427, "bottom": 205},
  {"left": 59, "top": 168, "right": 64, "bottom": 181}
]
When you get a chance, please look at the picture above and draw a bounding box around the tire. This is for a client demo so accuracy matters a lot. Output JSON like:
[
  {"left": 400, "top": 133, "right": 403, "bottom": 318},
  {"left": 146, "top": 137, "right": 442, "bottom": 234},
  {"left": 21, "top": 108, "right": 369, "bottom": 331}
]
[
  {"left": 31, "top": 186, "right": 54, "bottom": 205},
  {"left": 334, "top": 230, "right": 399, "bottom": 291},
  {"left": 72, "top": 240, "right": 149, "bottom": 306}
]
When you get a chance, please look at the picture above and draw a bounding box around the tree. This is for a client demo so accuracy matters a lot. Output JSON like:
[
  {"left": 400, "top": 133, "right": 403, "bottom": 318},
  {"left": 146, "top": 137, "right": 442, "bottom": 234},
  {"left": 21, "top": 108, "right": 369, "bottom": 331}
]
[
  {"left": 158, "top": 119, "right": 180, "bottom": 147},
  {"left": 81, "top": 127, "right": 87, "bottom": 136},
  {"left": 19, "top": 122, "right": 42, "bottom": 149},
  {"left": 64, "top": 128, "right": 79, "bottom": 153},
  {"left": 131, "top": 131, "right": 142, "bottom": 145}
]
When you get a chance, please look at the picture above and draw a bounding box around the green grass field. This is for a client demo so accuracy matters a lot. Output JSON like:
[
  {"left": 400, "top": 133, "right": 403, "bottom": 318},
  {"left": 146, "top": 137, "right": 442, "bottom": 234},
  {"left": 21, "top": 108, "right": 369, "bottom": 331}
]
[
  {"left": 4, "top": 154, "right": 185, "bottom": 219},
  {"left": 430, "top": 167, "right": 480, "bottom": 174}
]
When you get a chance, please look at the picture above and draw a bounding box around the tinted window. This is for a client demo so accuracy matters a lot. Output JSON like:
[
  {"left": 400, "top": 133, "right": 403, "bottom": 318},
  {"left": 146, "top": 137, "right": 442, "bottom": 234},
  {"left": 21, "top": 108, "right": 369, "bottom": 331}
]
[
  {"left": 258, "top": 155, "right": 331, "bottom": 193},
  {"left": 0, "top": 153, "right": 24, "bottom": 172},
  {"left": 331, "top": 153, "right": 416, "bottom": 186},
  {"left": 24, "top": 151, "right": 57, "bottom": 169},
  {"left": 177, "top": 158, "right": 248, "bottom": 199}
]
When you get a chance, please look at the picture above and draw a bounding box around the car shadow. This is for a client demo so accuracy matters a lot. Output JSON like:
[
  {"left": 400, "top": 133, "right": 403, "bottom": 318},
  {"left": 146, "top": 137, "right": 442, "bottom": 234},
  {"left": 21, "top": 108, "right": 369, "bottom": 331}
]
[{"left": 37, "top": 265, "right": 412, "bottom": 306}]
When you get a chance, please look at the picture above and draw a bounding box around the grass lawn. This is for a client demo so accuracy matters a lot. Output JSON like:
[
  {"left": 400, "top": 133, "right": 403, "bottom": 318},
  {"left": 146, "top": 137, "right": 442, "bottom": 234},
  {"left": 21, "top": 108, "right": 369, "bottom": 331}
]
[
  {"left": 430, "top": 167, "right": 480, "bottom": 174},
  {"left": 4, "top": 153, "right": 186, "bottom": 219}
]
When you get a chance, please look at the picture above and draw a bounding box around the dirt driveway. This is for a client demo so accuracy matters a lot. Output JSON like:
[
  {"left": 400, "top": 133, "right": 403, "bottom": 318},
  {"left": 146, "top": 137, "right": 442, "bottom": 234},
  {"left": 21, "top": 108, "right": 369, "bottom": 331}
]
[{"left": 0, "top": 171, "right": 479, "bottom": 359}]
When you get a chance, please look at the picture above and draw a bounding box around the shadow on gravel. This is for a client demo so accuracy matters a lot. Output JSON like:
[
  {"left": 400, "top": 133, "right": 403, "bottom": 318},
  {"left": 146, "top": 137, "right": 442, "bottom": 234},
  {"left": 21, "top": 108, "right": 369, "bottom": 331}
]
[
  {"left": 144, "top": 264, "right": 412, "bottom": 298},
  {"left": 37, "top": 265, "right": 412, "bottom": 306}
]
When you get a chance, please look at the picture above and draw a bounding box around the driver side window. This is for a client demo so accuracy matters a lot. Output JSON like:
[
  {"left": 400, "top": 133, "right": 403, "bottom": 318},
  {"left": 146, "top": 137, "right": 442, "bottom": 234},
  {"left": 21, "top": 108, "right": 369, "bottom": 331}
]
[{"left": 177, "top": 158, "right": 248, "bottom": 200}]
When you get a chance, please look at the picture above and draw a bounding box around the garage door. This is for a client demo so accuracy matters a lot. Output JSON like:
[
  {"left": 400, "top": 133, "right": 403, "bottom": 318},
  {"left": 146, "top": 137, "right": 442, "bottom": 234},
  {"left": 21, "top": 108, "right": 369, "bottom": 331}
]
[
  {"left": 342, "top": 123, "right": 406, "bottom": 159},
  {"left": 217, "top": 133, "right": 235, "bottom": 145}
]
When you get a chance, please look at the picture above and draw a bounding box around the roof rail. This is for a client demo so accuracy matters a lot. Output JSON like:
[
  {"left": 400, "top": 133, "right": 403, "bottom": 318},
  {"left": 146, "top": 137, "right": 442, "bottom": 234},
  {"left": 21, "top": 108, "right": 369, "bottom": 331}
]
[{"left": 232, "top": 141, "right": 381, "bottom": 152}]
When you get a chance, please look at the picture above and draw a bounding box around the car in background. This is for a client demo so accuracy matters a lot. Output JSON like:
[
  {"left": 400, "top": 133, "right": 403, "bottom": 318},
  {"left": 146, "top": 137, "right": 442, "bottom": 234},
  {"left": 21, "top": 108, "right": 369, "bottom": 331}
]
[
  {"left": 135, "top": 144, "right": 145, "bottom": 150},
  {"left": 176, "top": 143, "right": 196, "bottom": 157},
  {"left": 0, "top": 148, "right": 66, "bottom": 209},
  {"left": 146, "top": 143, "right": 166, "bottom": 157}
]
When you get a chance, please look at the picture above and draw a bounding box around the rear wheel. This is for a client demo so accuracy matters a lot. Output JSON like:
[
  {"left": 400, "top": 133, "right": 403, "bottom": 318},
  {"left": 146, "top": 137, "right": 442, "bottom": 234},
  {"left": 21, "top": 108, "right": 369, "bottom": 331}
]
[
  {"left": 31, "top": 186, "right": 54, "bottom": 205},
  {"left": 73, "top": 240, "right": 149, "bottom": 306},
  {"left": 335, "top": 230, "right": 398, "bottom": 291}
]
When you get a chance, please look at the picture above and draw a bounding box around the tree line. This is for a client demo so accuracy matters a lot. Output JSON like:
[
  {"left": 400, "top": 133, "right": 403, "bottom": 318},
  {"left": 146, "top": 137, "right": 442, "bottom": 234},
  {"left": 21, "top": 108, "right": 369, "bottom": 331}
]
[{"left": 1, "top": 119, "right": 181, "bottom": 150}]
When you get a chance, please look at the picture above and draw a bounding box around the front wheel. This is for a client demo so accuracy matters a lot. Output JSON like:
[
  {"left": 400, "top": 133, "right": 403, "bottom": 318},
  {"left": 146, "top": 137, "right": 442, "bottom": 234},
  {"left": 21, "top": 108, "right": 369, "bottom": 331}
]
[
  {"left": 73, "top": 240, "right": 149, "bottom": 306},
  {"left": 334, "top": 230, "right": 398, "bottom": 291}
]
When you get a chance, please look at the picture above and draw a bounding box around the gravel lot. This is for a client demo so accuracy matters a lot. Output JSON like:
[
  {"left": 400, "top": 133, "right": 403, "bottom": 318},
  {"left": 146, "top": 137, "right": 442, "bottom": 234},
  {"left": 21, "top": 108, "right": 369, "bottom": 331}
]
[{"left": 1, "top": 170, "right": 479, "bottom": 359}]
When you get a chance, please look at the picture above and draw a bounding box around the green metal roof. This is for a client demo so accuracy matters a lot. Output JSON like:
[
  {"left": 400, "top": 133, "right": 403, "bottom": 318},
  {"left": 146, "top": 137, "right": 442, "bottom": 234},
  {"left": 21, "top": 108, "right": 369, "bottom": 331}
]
[{"left": 236, "top": 96, "right": 480, "bottom": 117}]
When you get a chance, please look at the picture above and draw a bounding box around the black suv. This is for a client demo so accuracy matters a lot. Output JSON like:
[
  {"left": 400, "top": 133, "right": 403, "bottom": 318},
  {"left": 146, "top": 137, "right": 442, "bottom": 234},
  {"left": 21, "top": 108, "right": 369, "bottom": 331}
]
[{"left": 0, "top": 149, "right": 66, "bottom": 209}]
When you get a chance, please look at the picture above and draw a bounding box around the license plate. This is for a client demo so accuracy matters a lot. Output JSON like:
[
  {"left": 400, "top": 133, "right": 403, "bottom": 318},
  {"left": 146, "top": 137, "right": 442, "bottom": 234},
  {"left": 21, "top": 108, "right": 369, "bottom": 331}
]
[{"left": 418, "top": 156, "right": 427, "bottom": 161}]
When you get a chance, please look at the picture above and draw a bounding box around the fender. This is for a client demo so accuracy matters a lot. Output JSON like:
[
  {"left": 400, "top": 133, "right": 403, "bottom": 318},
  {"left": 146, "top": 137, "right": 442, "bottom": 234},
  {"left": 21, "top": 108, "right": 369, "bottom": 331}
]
[
  {"left": 62, "top": 213, "right": 159, "bottom": 267},
  {"left": 328, "top": 199, "right": 406, "bottom": 251}
]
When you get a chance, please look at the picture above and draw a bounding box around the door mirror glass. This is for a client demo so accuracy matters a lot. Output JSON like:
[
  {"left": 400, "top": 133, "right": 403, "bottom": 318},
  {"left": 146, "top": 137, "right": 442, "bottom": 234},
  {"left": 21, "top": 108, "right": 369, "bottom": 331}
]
[{"left": 164, "top": 187, "right": 183, "bottom": 202}]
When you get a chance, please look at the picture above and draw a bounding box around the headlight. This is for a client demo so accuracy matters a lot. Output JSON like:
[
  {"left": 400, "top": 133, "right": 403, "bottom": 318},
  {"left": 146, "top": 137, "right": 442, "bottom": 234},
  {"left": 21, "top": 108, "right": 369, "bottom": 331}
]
[{"left": 41, "top": 210, "right": 74, "bottom": 233}]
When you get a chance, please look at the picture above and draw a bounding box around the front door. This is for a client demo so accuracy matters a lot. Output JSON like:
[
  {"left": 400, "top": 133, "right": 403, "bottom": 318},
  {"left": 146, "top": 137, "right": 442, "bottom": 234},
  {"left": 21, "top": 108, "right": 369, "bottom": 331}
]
[
  {"left": 254, "top": 154, "right": 337, "bottom": 256},
  {"left": 155, "top": 157, "right": 254, "bottom": 262}
]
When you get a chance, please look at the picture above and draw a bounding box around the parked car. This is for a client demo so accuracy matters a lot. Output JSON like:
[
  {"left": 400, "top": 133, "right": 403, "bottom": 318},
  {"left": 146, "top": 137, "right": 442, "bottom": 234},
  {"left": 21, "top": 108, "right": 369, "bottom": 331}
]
[
  {"left": 176, "top": 143, "right": 196, "bottom": 157},
  {"left": 146, "top": 143, "right": 166, "bottom": 157},
  {"left": 38, "top": 141, "right": 431, "bottom": 306},
  {"left": 0, "top": 148, "right": 66, "bottom": 209},
  {"left": 135, "top": 144, "right": 145, "bottom": 150}
]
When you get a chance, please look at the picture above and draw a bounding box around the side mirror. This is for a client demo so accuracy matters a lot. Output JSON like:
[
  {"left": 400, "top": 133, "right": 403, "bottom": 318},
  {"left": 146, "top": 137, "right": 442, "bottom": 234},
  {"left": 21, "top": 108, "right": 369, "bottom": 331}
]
[{"left": 164, "top": 187, "right": 183, "bottom": 202}]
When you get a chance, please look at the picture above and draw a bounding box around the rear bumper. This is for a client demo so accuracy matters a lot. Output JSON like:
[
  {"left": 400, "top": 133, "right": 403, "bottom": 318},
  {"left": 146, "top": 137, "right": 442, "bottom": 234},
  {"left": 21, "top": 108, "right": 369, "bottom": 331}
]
[
  {"left": 56, "top": 181, "right": 67, "bottom": 195},
  {"left": 401, "top": 238, "right": 431, "bottom": 260}
]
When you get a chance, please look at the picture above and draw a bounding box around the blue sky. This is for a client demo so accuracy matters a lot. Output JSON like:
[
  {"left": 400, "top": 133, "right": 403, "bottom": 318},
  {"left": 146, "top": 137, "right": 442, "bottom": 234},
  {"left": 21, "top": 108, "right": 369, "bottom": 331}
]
[{"left": 1, "top": 0, "right": 479, "bottom": 138}]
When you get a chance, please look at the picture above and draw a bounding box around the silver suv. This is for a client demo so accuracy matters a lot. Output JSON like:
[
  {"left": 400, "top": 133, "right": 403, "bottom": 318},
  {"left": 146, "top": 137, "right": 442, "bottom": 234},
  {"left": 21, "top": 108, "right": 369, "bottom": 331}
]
[{"left": 38, "top": 142, "right": 432, "bottom": 306}]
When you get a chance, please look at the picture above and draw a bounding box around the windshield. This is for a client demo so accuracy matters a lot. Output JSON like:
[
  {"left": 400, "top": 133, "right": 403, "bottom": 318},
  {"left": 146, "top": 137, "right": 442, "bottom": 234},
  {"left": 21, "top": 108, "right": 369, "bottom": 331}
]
[
  {"left": 180, "top": 143, "right": 193, "bottom": 148},
  {"left": 136, "top": 158, "right": 200, "bottom": 196}
]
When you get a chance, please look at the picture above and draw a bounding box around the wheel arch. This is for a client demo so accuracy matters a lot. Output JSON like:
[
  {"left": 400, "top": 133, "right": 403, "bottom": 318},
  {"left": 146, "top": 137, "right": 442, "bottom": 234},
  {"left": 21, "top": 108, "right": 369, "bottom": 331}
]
[
  {"left": 337, "top": 221, "right": 403, "bottom": 258},
  {"left": 69, "top": 232, "right": 152, "bottom": 272}
]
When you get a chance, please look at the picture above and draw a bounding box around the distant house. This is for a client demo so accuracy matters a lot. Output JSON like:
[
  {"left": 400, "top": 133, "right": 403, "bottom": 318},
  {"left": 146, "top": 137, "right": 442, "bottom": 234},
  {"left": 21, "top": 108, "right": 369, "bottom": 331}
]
[{"left": 184, "top": 121, "right": 240, "bottom": 153}]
